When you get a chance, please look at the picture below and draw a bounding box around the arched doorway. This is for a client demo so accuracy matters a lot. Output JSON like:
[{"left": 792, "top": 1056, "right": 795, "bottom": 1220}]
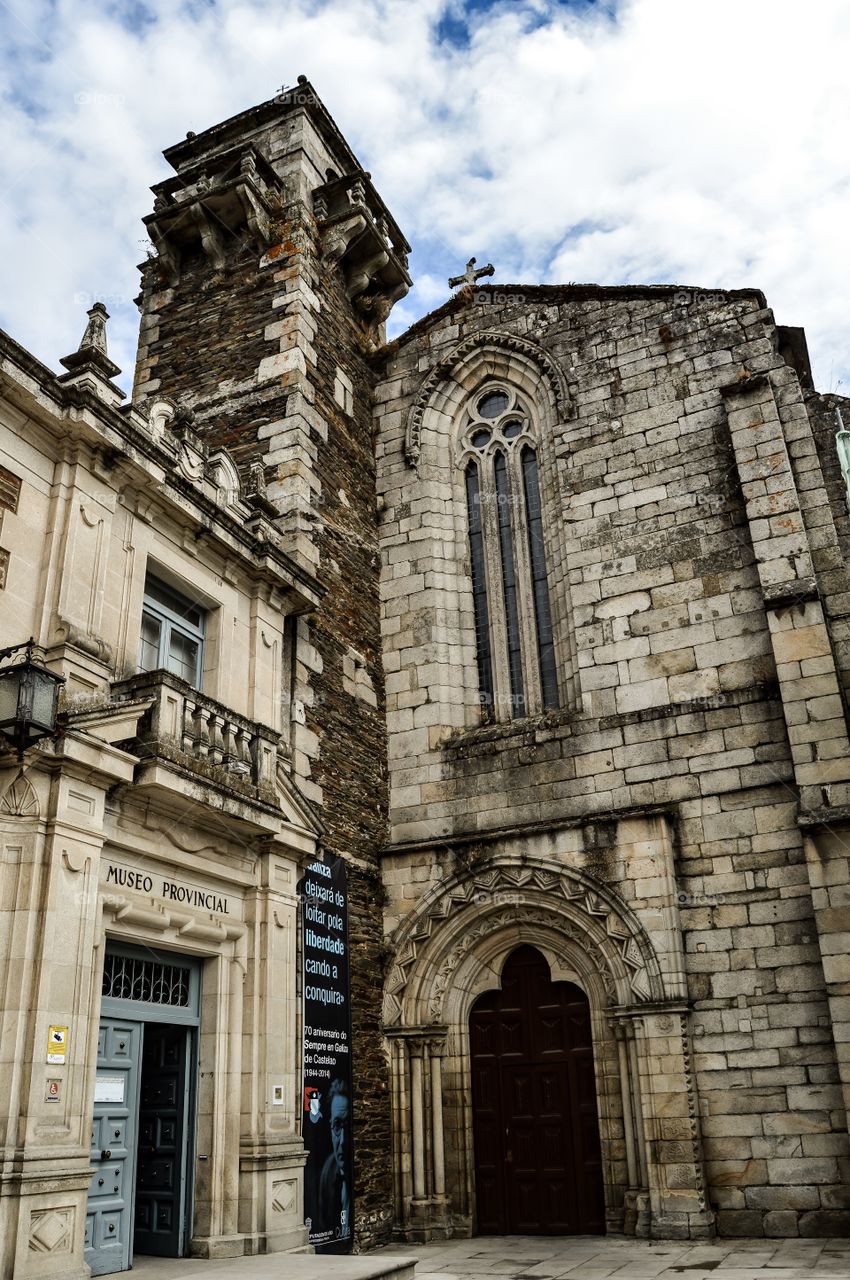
[{"left": 470, "top": 945, "right": 605, "bottom": 1235}]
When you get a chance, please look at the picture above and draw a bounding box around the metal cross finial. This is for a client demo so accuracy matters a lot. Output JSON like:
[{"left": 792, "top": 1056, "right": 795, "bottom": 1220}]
[{"left": 448, "top": 256, "right": 495, "bottom": 290}]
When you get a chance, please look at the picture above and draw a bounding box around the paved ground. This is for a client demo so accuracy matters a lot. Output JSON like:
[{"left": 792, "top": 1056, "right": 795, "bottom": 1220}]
[
  {"left": 377, "top": 1236, "right": 850, "bottom": 1280},
  {"left": 131, "top": 1236, "right": 850, "bottom": 1280}
]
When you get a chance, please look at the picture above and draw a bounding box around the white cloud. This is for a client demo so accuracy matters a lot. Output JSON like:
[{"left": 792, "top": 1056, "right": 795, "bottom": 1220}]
[{"left": 0, "top": 0, "right": 847, "bottom": 393}]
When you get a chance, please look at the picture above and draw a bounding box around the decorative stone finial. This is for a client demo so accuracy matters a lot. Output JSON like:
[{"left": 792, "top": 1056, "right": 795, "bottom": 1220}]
[
  {"left": 78, "top": 302, "right": 110, "bottom": 358},
  {"left": 448, "top": 256, "right": 495, "bottom": 290},
  {"left": 58, "top": 300, "right": 122, "bottom": 383}
]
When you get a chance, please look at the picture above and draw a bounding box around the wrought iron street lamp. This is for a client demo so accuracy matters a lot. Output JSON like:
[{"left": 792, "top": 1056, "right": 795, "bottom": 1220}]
[{"left": 0, "top": 639, "right": 65, "bottom": 759}]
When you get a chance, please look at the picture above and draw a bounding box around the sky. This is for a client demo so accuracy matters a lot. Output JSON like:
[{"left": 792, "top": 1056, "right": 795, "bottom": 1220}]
[{"left": 1, "top": 0, "right": 849, "bottom": 395}]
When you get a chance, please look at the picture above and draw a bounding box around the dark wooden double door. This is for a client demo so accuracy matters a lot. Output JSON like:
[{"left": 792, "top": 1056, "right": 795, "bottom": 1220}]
[{"left": 470, "top": 946, "right": 605, "bottom": 1235}]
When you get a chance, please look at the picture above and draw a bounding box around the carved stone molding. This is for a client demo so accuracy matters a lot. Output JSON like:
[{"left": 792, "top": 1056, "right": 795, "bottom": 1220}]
[
  {"left": 383, "top": 855, "right": 664, "bottom": 1026},
  {"left": 322, "top": 213, "right": 367, "bottom": 267},
  {"left": 62, "top": 848, "right": 90, "bottom": 873},
  {"left": 144, "top": 144, "right": 281, "bottom": 284},
  {"left": 404, "top": 330, "right": 572, "bottom": 467},
  {"left": 272, "top": 1177, "right": 297, "bottom": 1214},
  {"left": 0, "top": 771, "right": 38, "bottom": 817},
  {"left": 54, "top": 616, "right": 114, "bottom": 665},
  {"left": 313, "top": 169, "right": 411, "bottom": 345},
  {"left": 28, "top": 1206, "right": 74, "bottom": 1254}
]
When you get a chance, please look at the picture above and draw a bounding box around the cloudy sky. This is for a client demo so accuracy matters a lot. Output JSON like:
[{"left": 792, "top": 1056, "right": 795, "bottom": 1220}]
[{"left": 2, "top": 0, "right": 849, "bottom": 394}]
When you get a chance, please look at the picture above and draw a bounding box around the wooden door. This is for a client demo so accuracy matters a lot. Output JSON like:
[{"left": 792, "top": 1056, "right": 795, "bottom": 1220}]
[
  {"left": 470, "top": 945, "right": 605, "bottom": 1235},
  {"left": 85, "top": 1019, "right": 142, "bottom": 1276},
  {"left": 134, "top": 1023, "right": 192, "bottom": 1257}
]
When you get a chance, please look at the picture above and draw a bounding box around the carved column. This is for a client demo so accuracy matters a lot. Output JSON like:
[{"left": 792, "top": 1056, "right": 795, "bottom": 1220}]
[
  {"left": 383, "top": 1028, "right": 451, "bottom": 1242},
  {"left": 634, "top": 1007, "right": 714, "bottom": 1240},
  {"left": 611, "top": 1016, "right": 651, "bottom": 1238},
  {"left": 429, "top": 1039, "right": 446, "bottom": 1202},
  {"left": 624, "top": 1023, "right": 649, "bottom": 1194},
  {"left": 408, "top": 1040, "right": 427, "bottom": 1203},
  {"left": 613, "top": 1022, "right": 638, "bottom": 1200}
]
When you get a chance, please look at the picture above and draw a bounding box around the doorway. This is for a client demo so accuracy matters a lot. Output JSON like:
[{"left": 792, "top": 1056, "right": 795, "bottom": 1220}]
[
  {"left": 135, "top": 1023, "right": 194, "bottom": 1255},
  {"left": 469, "top": 945, "right": 605, "bottom": 1235},
  {"left": 85, "top": 947, "right": 199, "bottom": 1276}
]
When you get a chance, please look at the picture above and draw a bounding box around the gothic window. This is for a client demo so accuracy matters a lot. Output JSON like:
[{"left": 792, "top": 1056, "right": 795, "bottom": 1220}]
[{"left": 462, "top": 385, "right": 559, "bottom": 719}]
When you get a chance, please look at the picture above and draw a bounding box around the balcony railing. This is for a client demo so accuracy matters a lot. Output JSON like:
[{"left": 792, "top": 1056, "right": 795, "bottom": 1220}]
[{"left": 111, "top": 670, "right": 280, "bottom": 799}]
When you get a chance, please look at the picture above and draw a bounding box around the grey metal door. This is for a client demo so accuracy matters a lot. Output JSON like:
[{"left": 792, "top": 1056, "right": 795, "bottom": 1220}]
[{"left": 85, "top": 1018, "right": 142, "bottom": 1276}]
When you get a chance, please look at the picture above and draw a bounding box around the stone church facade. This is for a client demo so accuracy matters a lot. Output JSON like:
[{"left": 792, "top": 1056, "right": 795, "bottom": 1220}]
[{"left": 0, "top": 79, "right": 849, "bottom": 1277}]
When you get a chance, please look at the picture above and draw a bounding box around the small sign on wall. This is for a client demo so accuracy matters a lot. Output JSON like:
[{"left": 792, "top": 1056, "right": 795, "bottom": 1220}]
[
  {"left": 45, "top": 1078, "right": 61, "bottom": 1103},
  {"left": 94, "top": 1075, "right": 125, "bottom": 1104},
  {"left": 46, "top": 1025, "right": 68, "bottom": 1065}
]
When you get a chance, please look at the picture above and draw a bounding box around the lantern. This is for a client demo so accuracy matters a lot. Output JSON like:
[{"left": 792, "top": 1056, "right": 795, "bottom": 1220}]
[{"left": 0, "top": 639, "right": 65, "bottom": 759}]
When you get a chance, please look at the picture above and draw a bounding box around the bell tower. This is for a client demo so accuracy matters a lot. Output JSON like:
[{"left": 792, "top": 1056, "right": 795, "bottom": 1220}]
[
  {"left": 133, "top": 75, "right": 410, "bottom": 569},
  {"left": 132, "top": 79, "right": 411, "bottom": 1247}
]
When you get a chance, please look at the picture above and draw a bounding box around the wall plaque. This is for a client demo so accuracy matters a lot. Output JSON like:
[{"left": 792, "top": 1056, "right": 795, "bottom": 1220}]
[{"left": 94, "top": 1074, "right": 125, "bottom": 1104}]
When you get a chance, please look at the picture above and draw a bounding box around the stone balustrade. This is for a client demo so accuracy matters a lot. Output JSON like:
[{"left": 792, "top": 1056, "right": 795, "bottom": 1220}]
[{"left": 111, "top": 670, "right": 280, "bottom": 795}]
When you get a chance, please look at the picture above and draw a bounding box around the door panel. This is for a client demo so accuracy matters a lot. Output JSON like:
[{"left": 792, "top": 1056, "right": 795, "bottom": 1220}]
[
  {"left": 470, "top": 945, "right": 605, "bottom": 1236},
  {"left": 85, "top": 1019, "right": 142, "bottom": 1276},
  {"left": 134, "top": 1023, "right": 191, "bottom": 1257}
]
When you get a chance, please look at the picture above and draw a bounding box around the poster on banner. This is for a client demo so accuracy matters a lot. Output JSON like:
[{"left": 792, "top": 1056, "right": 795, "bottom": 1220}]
[{"left": 300, "top": 856, "right": 353, "bottom": 1253}]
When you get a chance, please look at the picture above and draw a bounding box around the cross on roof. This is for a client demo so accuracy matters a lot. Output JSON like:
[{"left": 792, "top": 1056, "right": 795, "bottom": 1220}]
[{"left": 448, "top": 256, "right": 495, "bottom": 289}]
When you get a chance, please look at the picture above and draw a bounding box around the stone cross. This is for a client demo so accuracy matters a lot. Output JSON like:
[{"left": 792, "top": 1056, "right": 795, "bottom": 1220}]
[
  {"left": 448, "top": 256, "right": 495, "bottom": 289},
  {"left": 835, "top": 407, "right": 850, "bottom": 513}
]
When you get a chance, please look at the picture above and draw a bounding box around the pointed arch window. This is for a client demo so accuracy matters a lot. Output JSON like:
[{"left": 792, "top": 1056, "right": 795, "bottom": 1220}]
[{"left": 462, "top": 385, "right": 559, "bottom": 719}]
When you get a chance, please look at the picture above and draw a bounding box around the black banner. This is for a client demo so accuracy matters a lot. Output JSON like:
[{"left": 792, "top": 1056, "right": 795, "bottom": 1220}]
[{"left": 300, "top": 856, "right": 353, "bottom": 1253}]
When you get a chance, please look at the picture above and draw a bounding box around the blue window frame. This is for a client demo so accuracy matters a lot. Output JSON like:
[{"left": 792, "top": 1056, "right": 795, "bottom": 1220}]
[{"left": 139, "top": 574, "right": 205, "bottom": 687}]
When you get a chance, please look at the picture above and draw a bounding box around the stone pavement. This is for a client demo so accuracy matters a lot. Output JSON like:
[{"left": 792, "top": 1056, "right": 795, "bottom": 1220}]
[
  {"left": 373, "top": 1236, "right": 850, "bottom": 1280},
  {"left": 130, "top": 1252, "right": 415, "bottom": 1280},
  {"left": 131, "top": 1237, "right": 850, "bottom": 1280}
]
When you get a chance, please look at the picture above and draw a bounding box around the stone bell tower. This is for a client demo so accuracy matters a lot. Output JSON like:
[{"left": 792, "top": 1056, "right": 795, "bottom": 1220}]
[{"left": 132, "top": 78, "right": 412, "bottom": 1247}]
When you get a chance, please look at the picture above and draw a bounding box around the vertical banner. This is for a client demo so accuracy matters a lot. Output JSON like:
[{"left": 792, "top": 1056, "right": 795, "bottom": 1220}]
[{"left": 301, "top": 856, "right": 353, "bottom": 1253}]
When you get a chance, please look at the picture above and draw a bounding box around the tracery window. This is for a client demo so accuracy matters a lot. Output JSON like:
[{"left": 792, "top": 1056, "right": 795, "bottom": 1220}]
[{"left": 462, "top": 385, "right": 559, "bottom": 719}]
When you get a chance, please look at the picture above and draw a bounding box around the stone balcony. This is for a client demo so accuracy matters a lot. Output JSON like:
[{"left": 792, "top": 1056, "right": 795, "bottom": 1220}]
[{"left": 109, "top": 671, "right": 282, "bottom": 808}]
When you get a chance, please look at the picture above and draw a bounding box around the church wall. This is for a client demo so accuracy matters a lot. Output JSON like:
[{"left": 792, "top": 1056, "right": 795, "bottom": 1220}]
[
  {"left": 374, "top": 287, "right": 850, "bottom": 1238},
  {"left": 804, "top": 390, "right": 850, "bottom": 696}
]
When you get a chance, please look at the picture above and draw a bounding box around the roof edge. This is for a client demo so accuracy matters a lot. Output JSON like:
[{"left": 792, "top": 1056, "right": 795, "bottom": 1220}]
[{"left": 377, "top": 281, "right": 768, "bottom": 364}]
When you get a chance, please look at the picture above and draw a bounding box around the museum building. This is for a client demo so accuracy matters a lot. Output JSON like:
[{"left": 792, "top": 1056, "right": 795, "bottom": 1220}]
[{"left": 1, "top": 78, "right": 850, "bottom": 1280}]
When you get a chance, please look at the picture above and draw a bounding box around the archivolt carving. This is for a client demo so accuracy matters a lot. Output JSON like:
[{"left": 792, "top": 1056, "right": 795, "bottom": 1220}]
[
  {"left": 384, "top": 856, "right": 665, "bottom": 1026},
  {"left": 404, "top": 330, "right": 571, "bottom": 466},
  {"left": 425, "top": 906, "right": 618, "bottom": 1021}
]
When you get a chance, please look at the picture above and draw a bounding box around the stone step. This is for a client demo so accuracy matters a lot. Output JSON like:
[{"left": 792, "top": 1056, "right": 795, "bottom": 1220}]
[{"left": 130, "top": 1253, "right": 416, "bottom": 1280}]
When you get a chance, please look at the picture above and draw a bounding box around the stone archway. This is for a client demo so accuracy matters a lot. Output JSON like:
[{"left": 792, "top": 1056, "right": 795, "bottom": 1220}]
[{"left": 383, "top": 854, "right": 714, "bottom": 1243}]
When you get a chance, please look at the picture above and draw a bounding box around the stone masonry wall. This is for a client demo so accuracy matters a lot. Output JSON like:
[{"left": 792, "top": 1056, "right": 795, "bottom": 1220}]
[
  {"left": 373, "top": 284, "right": 850, "bottom": 1237},
  {"left": 132, "top": 99, "right": 393, "bottom": 1249},
  {"left": 804, "top": 390, "right": 850, "bottom": 696}
]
